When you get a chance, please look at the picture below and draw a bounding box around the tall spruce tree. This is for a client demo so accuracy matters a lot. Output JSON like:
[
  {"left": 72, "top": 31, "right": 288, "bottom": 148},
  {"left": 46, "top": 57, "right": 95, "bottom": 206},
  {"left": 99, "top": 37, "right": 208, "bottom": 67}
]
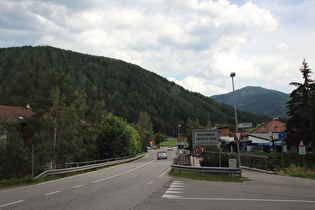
[{"left": 286, "top": 59, "right": 315, "bottom": 150}]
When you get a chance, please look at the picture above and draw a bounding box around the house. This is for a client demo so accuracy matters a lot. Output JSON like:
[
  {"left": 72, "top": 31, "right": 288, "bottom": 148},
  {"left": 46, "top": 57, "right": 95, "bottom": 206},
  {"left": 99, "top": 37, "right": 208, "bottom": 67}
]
[
  {"left": 0, "top": 105, "right": 34, "bottom": 123},
  {"left": 0, "top": 105, "right": 34, "bottom": 141},
  {"left": 243, "top": 118, "right": 286, "bottom": 153}
]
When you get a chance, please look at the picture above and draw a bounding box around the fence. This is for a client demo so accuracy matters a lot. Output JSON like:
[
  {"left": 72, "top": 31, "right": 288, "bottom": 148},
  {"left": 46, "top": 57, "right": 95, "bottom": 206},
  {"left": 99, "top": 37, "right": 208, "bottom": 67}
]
[{"left": 202, "top": 151, "right": 269, "bottom": 170}]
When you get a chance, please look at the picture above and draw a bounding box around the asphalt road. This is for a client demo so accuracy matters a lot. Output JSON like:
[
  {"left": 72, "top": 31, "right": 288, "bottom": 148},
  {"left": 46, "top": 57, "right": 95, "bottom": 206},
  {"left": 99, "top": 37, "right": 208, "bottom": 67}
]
[
  {"left": 1, "top": 149, "right": 315, "bottom": 210},
  {"left": 0, "top": 149, "right": 174, "bottom": 210}
]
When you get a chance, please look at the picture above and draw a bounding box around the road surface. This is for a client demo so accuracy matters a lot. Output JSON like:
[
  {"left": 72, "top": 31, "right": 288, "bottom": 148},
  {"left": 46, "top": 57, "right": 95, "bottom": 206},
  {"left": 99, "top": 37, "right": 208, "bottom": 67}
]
[{"left": 1, "top": 149, "right": 315, "bottom": 210}]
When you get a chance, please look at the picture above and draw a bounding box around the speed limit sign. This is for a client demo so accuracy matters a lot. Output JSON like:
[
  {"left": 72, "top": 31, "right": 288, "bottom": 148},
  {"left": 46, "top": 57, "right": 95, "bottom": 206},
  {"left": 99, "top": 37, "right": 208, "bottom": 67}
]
[{"left": 192, "top": 147, "right": 203, "bottom": 157}]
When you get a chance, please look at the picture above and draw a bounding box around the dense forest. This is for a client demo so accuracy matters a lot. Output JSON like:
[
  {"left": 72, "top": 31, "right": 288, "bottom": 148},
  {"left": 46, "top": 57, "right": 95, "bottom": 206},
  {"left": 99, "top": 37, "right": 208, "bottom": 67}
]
[
  {"left": 0, "top": 46, "right": 273, "bottom": 178},
  {"left": 0, "top": 46, "right": 271, "bottom": 136}
]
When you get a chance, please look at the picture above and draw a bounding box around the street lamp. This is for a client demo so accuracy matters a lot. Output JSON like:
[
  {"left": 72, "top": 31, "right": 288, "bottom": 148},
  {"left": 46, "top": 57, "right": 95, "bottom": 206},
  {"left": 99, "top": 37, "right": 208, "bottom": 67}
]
[
  {"left": 230, "top": 72, "right": 241, "bottom": 168},
  {"left": 230, "top": 72, "right": 238, "bottom": 131}
]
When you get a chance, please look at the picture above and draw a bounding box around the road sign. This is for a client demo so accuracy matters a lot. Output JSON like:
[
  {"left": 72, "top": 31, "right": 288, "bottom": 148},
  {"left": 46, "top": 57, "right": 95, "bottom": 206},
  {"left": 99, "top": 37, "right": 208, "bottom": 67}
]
[
  {"left": 238, "top": 122, "right": 252, "bottom": 128},
  {"left": 192, "top": 147, "right": 203, "bottom": 157},
  {"left": 278, "top": 132, "right": 287, "bottom": 141},
  {"left": 299, "top": 140, "right": 306, "bottom": 155},
  {"left": 234, "top": 131, "right": 242, "bottom": 143},
  {"left": 192, "top": 129, "right": 220, "bottom": 146},
  {"left": 177, "top": 137, "right": 185, "bottom": 142}
]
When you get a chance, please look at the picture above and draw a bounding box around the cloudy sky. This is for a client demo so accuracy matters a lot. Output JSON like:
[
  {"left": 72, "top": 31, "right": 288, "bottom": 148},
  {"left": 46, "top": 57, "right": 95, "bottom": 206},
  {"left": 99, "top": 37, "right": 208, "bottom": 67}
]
[{"left": 1, "top": 0, "right": 314, "bottom": 96}]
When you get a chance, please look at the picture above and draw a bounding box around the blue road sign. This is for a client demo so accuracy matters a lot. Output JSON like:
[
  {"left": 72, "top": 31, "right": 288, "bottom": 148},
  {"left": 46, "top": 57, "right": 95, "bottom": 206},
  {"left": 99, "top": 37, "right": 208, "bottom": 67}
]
[{"left": 278, "top": 132, "right": 287, "bottom": 141}]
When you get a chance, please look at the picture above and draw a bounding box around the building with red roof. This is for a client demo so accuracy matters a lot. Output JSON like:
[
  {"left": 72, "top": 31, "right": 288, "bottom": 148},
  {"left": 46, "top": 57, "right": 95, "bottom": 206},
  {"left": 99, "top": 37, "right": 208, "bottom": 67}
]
[
  {"left": 243, "top": 118, "right": 286, "bottom": 153},
  {"left": 0, "top": 105, "right": 34, "bottom": 122}
]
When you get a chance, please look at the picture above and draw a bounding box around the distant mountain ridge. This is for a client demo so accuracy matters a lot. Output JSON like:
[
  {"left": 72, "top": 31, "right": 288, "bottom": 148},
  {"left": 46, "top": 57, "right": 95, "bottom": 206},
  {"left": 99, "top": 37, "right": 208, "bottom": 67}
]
[{"left": 211, "top": 86, "right": 289, "bottom": 120}]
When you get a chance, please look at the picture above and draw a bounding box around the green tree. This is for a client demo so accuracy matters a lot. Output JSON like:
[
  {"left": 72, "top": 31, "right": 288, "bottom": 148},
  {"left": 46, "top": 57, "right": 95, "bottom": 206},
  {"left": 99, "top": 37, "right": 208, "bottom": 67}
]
[
  {"left": 134, "top": 112, "right": 154, "bottom": 151},
  {"left": 89, "top": 100, "right": 108, "bottom": 125},
  {"left": 30, "top": 67, "right": 87, "bottom": 169},
  {"left": 96, "top": 113, "right": 141, "bottom": 158},
  {"left": 154, "top": 132, "right": 166, "bottom": 147},
  {"left": 286, "top": 59, "right": 315, "bottom": 150},
  {"left": 0, "top": 118, "right": 31, "bottom": 179}
]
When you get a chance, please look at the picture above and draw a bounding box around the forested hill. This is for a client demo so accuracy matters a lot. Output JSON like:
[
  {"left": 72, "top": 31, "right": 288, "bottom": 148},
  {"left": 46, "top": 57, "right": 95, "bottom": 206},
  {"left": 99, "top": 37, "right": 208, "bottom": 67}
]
[
  {"left": 211, "top": 86, "right": 289, "bottom": 120},
  {"left": 0, "top": 46, "right": 271, "bottom": 135}
]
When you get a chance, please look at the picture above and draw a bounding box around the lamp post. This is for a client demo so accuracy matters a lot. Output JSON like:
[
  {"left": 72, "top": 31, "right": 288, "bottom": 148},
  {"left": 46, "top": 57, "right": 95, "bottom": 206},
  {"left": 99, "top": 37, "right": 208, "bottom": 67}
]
[
  {"left": 230, "top": 72, "right": 241, "bottom": 167},
  {"left": 230, "top": 72, "right": 238, "bottom": 131}
]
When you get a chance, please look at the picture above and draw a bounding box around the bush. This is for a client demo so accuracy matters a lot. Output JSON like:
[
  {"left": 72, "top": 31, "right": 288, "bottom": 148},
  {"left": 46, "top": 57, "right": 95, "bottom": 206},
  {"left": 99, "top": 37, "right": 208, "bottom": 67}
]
[{"left": 200, "top": 153, "right": 233, "bottom": 167}]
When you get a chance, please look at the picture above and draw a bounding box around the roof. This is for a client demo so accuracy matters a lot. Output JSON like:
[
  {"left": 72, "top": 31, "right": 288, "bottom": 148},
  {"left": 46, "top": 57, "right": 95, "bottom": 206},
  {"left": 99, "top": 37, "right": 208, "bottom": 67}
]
[
  {"left": 0, "top": 105, "right": 34, "bottom": 122},
  {"left": 251, "top": 118, "right": 286, "bottom": 133}
]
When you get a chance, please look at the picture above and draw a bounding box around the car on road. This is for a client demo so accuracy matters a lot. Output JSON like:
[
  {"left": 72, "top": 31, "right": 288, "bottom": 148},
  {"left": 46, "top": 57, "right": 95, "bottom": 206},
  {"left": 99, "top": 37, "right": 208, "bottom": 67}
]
[
  {"left": 157, "top": 151, "right": 167, "bottom": 159},
  {"left": 167, "top": 146, "right": 173, "bottom": 151}
]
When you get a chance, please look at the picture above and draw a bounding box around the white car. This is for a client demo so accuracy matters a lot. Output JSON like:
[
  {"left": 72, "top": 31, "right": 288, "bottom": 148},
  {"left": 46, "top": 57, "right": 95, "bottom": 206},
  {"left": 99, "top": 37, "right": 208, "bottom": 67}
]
[{"left": 157, "top": 151, "right": 167, "bottom": 159}]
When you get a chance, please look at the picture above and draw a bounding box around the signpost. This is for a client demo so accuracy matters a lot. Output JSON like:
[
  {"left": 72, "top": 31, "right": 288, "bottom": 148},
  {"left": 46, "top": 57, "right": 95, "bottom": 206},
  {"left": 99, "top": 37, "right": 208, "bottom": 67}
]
[
  {"left": 299, "top": 140, "right": 306, "bottom": 155},
  {"left": 299, "top": 140, "right": 306, "bottom": 168},
  {"left": 177, "top": 137, "right": 185, "bottom": 149},
  {"left": 192, "top": 147, "right": 203, "bottom": 157},
  {"left": 278, "top": 132, "right": 287, "bottom": 141},
  {"left": 192, "top": 129, "right": 220, "bottom": 147},
  {"left": 237, "top": 122, "right": 252, "bottom": 128},
  {"left": 234, "top": 131, "right": 242, "bottom": 143},
  {"left": 233, "top": 131, "right": 242, "bottom": 168},
  {"left": 278, "top": 132, "right": 286, "bottom": 173}
]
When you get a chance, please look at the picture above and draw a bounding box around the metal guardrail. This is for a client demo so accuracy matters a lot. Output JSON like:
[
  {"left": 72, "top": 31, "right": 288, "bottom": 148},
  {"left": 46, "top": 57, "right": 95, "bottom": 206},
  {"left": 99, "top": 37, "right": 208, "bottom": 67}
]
[
  {"left": 35, "top": 155, "right": 144, "bottom": 179},
  {"left": 171, "top": 164, "right": 242, "bottom": 175},
  {"left": 65, "top": 156, "right": 134, "bottom": 168}
]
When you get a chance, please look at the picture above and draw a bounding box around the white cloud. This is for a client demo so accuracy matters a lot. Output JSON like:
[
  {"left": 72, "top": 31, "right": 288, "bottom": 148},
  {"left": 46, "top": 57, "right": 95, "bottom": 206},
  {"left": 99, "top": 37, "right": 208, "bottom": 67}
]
[
  {"left": 169, "top": 76, "right": 228, "bottom": 96},
  {"left": 1, "top": 0, "right": 314, "bottom": 96}
]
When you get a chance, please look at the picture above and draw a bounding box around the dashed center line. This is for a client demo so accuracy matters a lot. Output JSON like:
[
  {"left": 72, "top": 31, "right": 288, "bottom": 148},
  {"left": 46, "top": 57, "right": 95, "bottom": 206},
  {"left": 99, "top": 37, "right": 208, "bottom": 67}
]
[
  {"left": 45, "top": 191, "right": 60, "bottom": 196},
  {"left": 73, "top": 184, "right": 84, "bottom": 188},
  {"left": 93, "top": 160, "right": 155, "bottom": 183},
  {"left": 0, "top": 200, "right": 25, "bottom": 208}
]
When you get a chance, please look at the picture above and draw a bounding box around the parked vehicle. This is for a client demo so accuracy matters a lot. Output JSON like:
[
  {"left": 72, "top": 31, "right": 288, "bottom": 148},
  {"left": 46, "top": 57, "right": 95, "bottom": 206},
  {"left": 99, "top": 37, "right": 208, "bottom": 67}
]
[{"left": 157, "top": 151, "right": 167, "bottom": 159}]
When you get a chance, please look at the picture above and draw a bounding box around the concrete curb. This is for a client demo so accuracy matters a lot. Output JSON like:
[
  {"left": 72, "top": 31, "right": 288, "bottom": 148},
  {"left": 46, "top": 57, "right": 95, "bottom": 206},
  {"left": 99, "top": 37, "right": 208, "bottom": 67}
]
[{"left": 241, "top": 166, "right": 275, "bottom": 174}]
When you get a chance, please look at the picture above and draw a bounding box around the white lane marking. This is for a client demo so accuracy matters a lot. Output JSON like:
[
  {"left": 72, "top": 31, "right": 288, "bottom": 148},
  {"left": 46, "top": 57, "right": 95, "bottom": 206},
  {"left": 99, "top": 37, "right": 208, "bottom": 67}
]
[
  {"left": 162, "top": 181, "right": 185, "bottom": 198},
  {"left": 159, "top": 166, "right": 170, "bottom": 177},
  {"left": 44, "top": 191, "right": 60, "bottom": 196},
  {"left": 165, "top": 190, "right": 184, "bottom": 194},
  {"left": 162, "top": 194, "right": 182, "bottom": 198},
  {"left": 163, "top": 196, "right": 315, "bottom": 203},
  {"left": 93, "top": 159, "right": 156, "bottom": 183},
  {"left": 168, "top": 187, "right": 184, "bottom": 191},
  {"left": 73, "top": 184, "right": 84, "bottom": 188},
  {"left": 36, "top": 162, "right": 128, "bottom": 186},
  {"left": 0, "top": 200, "right": 25, "bottom": 208},
  {"left": 148, "top": 180, "right": 154, "bottom": 184},
  {"left": 170, "top": 184, "right": 185, "bottom": 188}
]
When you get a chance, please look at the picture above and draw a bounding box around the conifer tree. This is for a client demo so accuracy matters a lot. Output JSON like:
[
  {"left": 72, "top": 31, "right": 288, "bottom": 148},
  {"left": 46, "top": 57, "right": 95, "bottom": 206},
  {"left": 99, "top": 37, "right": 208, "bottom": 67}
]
[{"left": 286, "top": 59, "right": 315, "bottom": 150}]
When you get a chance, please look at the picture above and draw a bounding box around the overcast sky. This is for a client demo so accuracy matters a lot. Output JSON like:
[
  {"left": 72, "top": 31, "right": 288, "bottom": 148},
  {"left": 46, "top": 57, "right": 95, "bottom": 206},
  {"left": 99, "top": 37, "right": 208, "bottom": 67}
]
[{"left": 1, "top": 0, "right": 314, "bottom": 96}]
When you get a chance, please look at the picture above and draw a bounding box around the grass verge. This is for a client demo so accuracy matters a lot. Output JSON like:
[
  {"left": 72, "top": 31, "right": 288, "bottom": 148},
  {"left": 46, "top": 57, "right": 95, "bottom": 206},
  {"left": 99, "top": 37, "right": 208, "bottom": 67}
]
[
  {"left": 283, "top": 172, "right": 315, "bottom": 180},
  {"left": 0, "top": 175, "right": 65, "bottom": 189},
  {"left": 169, "top": 170, "right": 244, "bottom": 182}
]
